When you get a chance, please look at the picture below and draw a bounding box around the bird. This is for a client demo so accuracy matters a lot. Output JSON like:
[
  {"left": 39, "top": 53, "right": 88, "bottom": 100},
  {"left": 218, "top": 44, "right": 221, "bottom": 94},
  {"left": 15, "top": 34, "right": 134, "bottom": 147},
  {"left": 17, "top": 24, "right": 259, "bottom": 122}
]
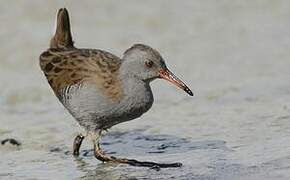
[{"left": 39, "top": 8, "right": 193, "bottom": 169}]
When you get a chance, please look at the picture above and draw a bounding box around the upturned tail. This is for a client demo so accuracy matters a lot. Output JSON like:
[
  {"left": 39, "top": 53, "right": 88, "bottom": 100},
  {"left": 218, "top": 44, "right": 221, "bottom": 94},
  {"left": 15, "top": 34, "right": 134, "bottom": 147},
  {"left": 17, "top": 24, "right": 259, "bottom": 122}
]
[{"left": 50, "top": 8, "right": 74, "bottom": 49}]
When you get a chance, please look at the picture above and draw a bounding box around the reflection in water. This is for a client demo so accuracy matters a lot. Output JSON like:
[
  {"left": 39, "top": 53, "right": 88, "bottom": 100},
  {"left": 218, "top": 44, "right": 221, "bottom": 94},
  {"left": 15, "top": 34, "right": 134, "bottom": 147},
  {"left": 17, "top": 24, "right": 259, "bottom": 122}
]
[
  {"left": 49, "top": 128, "right": 232, "bottom": 179},
  {"left": 75, "top": 158, "right": 138, "bottom": 180}
]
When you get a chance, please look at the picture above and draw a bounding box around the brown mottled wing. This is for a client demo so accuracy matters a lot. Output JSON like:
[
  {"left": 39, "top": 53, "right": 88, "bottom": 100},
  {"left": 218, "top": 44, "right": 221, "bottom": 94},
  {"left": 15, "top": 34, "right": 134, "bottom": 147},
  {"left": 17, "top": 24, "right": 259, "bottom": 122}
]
[{"left": 39, "top": 48, "right": 123, "bottom": 101}]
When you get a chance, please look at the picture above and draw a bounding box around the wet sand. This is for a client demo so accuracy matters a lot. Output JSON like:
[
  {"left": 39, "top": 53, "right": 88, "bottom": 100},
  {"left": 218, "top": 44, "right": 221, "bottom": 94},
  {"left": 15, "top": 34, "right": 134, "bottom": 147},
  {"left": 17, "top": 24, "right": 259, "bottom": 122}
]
[{"left": 1, "top": 1, "right": 290, "bottom": 179}]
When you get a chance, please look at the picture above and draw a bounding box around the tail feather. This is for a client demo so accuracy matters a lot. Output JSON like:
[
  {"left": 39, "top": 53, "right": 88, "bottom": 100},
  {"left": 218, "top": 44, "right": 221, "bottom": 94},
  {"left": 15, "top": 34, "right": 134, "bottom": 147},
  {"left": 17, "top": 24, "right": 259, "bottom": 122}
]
[{"left": 50, "top": 8, "right": 74, "bottom": 49}]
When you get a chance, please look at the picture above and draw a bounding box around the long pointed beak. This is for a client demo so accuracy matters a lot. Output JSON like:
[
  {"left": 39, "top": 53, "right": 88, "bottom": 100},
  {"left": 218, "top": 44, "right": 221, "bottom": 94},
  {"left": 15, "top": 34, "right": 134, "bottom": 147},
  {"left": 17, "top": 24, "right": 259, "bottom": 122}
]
[{"left": 159, "top": 69, "right": 193, "bottom": 96}]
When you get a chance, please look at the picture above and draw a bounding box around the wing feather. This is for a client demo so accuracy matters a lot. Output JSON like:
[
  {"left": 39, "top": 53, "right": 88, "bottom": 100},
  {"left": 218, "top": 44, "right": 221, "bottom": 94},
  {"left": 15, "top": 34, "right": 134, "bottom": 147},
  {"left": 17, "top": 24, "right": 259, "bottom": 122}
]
[{"left": 39, "top": 48, "right": 123, "bottom": 102}]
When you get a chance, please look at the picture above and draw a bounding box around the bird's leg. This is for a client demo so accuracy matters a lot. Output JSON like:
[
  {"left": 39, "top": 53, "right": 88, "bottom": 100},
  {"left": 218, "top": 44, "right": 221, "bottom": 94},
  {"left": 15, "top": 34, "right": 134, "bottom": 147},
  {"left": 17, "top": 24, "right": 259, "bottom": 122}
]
[
  {"left": 91, "top": 130, "right": 182, "bottom": 169},
  {"left": 73, "top": 133, "right": 85, "bottom": 156}
]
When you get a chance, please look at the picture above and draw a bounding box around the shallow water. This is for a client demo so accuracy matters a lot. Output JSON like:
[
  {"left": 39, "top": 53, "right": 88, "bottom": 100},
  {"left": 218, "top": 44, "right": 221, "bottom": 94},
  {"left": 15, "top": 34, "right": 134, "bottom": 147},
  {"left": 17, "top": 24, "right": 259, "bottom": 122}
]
[{"left": 1, "top": 1, "right": 290, "bottom": 179}]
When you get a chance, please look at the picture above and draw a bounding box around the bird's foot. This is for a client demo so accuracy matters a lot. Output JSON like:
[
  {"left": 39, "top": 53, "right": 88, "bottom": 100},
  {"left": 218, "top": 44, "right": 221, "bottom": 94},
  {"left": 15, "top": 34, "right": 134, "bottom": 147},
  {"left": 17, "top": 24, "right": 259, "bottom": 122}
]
[
  {"left": 92, "top": 130, "right": 182, "bottom": 170},
  {"left": 73, "top": 134, "right": 85, "bottom": 156},
  {"left": 94, "top": 145, "right": 182, "bottom": 170}
]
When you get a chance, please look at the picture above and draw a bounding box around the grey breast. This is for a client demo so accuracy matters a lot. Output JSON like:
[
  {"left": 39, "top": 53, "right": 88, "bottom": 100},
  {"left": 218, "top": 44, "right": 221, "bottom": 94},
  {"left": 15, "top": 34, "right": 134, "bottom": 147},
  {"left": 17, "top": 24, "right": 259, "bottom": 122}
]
[{"left": 60, "top": 79, "right": 154, "bottom": 131}]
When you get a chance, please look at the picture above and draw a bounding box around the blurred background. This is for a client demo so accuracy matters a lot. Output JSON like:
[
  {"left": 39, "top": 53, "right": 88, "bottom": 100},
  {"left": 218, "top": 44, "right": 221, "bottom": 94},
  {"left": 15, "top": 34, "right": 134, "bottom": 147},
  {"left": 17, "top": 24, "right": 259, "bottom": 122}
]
[{"left": 1, "top": 1, "right": 290, "bottom": 179}]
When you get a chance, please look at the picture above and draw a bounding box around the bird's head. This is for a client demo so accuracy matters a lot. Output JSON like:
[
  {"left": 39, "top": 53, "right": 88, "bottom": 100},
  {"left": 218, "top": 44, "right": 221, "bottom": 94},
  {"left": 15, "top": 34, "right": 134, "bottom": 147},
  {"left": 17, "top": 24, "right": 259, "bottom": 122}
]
[{"left": 122, "top": 44, "right": 193, "bottom": 96}]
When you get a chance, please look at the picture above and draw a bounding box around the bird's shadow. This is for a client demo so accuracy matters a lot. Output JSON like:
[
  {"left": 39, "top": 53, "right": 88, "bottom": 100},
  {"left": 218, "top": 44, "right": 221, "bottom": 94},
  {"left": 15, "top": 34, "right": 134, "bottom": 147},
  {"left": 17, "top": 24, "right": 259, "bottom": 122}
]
[
  {"left": 77, "top": 127, "right": 231, "bottom": 157},
  {"left": 50, "top": 127, "right": 231, "bottom": 158}
]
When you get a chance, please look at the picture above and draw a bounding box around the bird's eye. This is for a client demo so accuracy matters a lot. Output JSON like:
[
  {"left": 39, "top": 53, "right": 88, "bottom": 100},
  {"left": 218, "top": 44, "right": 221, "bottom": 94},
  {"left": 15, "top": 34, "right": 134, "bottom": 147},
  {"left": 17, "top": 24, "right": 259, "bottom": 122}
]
[{"left": 145, "top": 60, "right": 154, "bottom": 68}]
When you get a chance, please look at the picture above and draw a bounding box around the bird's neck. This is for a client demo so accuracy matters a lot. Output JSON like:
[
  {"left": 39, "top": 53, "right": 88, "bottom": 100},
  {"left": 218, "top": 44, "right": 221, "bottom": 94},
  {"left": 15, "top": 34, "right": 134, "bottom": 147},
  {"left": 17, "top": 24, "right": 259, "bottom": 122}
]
[
  {"left": 118, "top": 67, "right": 154, "bottom": 111},
  {"left": 120, "top": 73, "right": 152, "bottom": 100}
]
